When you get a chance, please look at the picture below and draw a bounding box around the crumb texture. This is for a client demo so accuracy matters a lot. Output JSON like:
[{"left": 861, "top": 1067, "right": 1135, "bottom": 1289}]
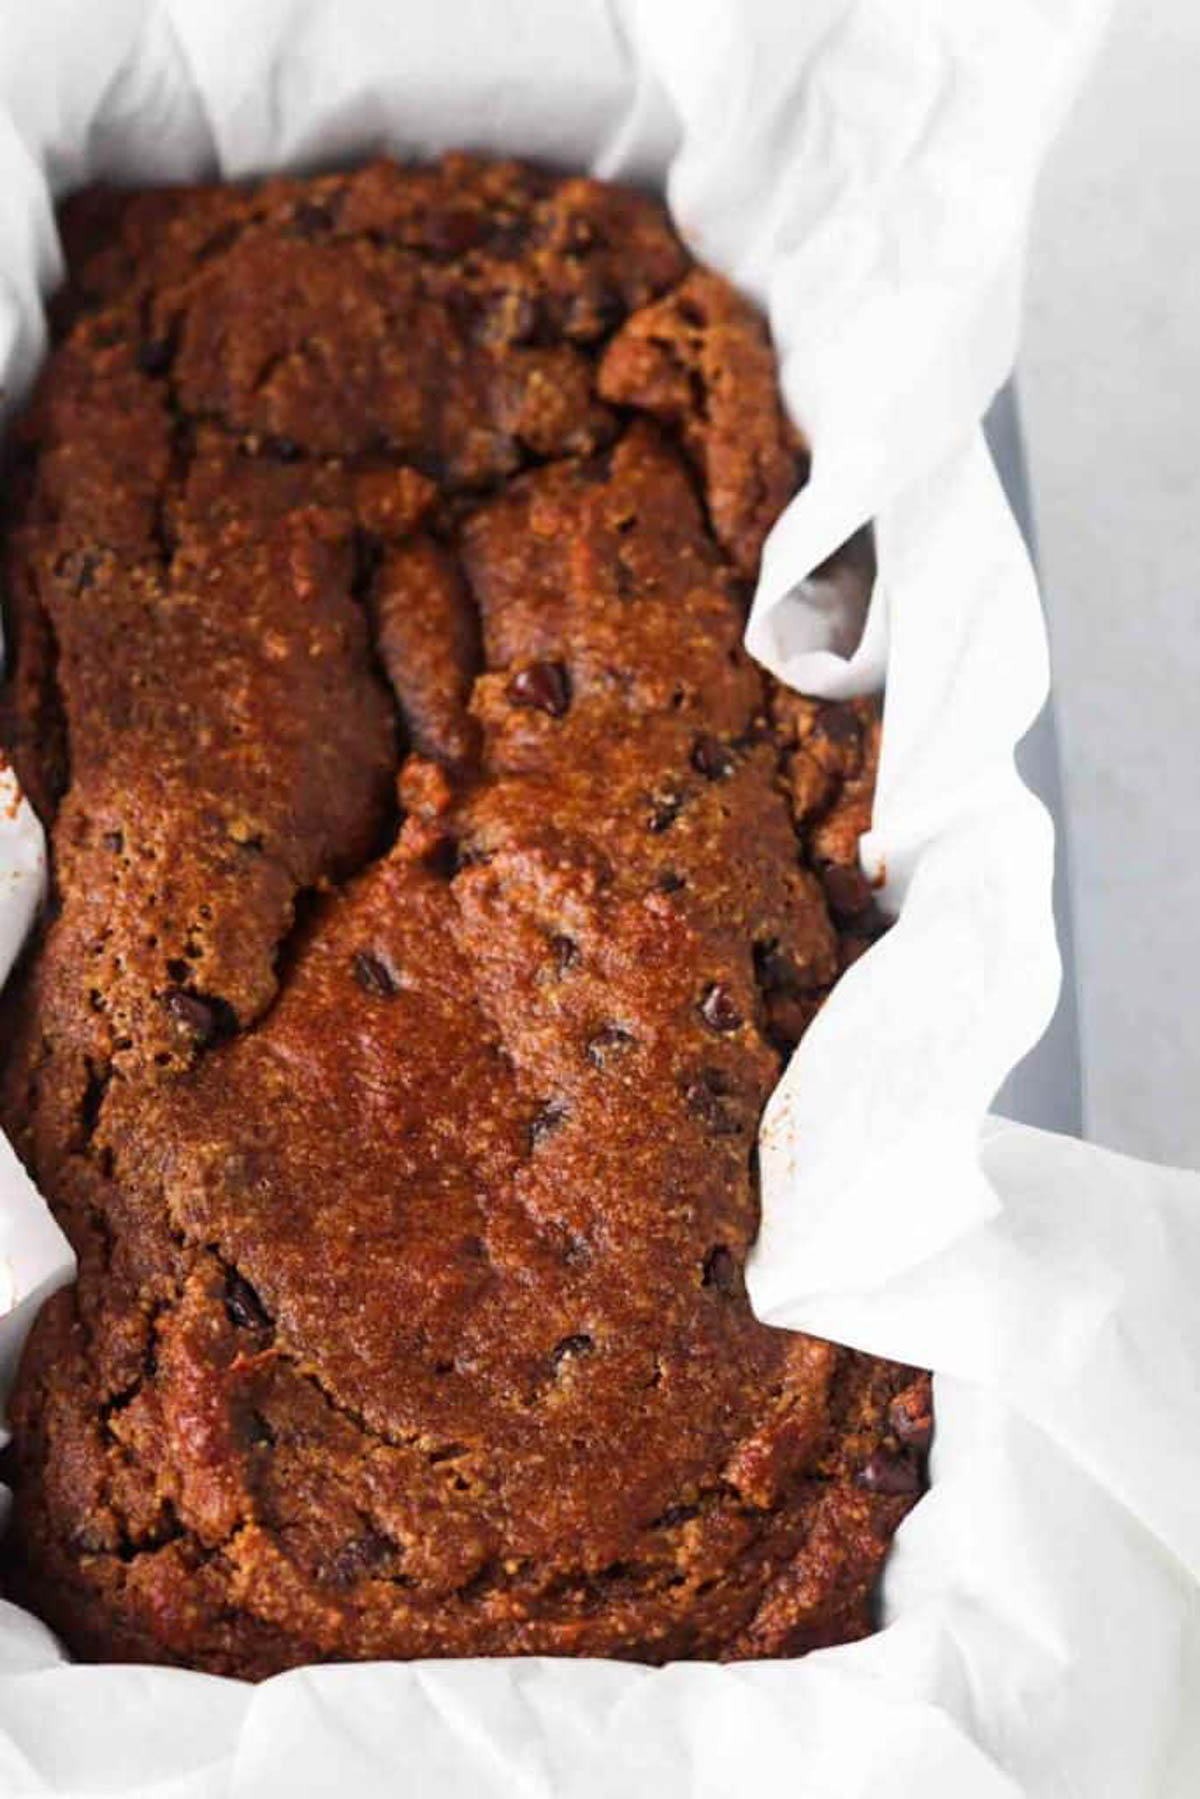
[{"left": 0, "top": 155, "right": 926, "bottom": 1676}]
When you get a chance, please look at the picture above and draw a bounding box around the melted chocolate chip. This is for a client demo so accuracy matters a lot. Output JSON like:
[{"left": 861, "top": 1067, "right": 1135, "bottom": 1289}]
[
  {"left": 353, "top": 950, "right": 398, "bottom": 997},
  {"left": 647, "top": 790, "right": 683, "bottom": 833},
  {"left": 814, "top": 703, "right": 862, "bottom": 747},
  {"left": 326, "top": 1529, "right": 393, "bottom": 1586},
  {"left": 238, "top": 1409, "right": 275, "bottom": 1449},
  {"left": 655, "top": 1502, "right": 701, "bottom": 1529},
  {"left": 293, "top": 199, "right": 335, "bottom": 239},
  {"left": 507, "top": 660, "right": 570, "bottom": 717},
  {"left": 753, "top": 939, "right": 799, "bottom": 993},
  {"left": 683, "top": 1071, "right": 742, "bottom": 1137},
  {"left": 224, "top": 1268, "right": 270, "bottom": 1332},
  {"left": 565, "top": 285, "right": 624, "bottom": 341},
  {"left": 73, "top": 553, "right": 99, "bottom": 595},
  {"left": 486, "top": 215, "right": 531, "bottom": 259},
  {"left": 423, "top": 834, "right": 460, "bottom": 880},
  {"left": 101, "top": 829, "right": 124, "bottom": 854},
  {"left": 702, "top": 1246, "right": 739, "bottom": 1294},
  {"left": 424, "top": 207, "right": 486, "bottom": 257},
  {"left": 136, "top": 338, "right": 173, "bottom": 378},
  {"left": 163, "top": 987, "right": 225, "bottom": 1047},
  {"left": 530, "top": 1099, "right": 568, "bottom": 1148},
  {"left": 821, "top": 863, "right": 873, "bottom": 920},
  {"left": 552, "top": 1333, "right": 594, "bottom": 1367},
  {"left": 586, "top": 1025, "right": 635, "bottom": 1070},
  {"left": 888, "top": 1392, "right": 933, "bottom": 1454},
  {"left": 548, "top": 933, "right": 580, "bottom": 974},
  {"left": 691, "top": 734, "right": 734, "bottom": 780},
  {"left": 266, "top": 435, "right": 303, "bottom": 463},
  {"left": 699, "top": 982, "right": 742, "bottom": 1033},
  {"left": 857, "top": 1450, "right": 921, "bottom": 1497},
  {"left": 656, "top": 869, "right": 686, "bottom": 895}
]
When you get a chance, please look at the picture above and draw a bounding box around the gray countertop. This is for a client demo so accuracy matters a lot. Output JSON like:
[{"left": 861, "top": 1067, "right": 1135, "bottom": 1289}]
[{"left": 1019, "top": 0, "right": 1200, "bottom": 1168}]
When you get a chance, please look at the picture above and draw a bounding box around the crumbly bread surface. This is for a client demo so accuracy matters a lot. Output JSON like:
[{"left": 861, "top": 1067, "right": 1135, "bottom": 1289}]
[{"left": 0, "top": 156, "right": 927, "bottom": 1676}]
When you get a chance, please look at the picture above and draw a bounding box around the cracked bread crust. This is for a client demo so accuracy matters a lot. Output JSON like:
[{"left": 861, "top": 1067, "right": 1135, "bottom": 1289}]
[{"left": 0, "top": 154, "right": 928, "bottom": 1676}]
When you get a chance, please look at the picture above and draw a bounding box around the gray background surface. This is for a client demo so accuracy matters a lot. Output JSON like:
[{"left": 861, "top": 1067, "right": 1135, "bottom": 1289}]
[
  {"left": 988, "top": 388, "right": 1082, "bottom": 1142},
  {"left": 1017, "top": 1, "right": 1199, "bottom": 1167}
]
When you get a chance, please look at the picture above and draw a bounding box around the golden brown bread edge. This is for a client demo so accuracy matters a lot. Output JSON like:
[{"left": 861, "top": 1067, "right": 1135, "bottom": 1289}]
[{"left": 0, "top": 154, "right": 929, "bottom": 1676}]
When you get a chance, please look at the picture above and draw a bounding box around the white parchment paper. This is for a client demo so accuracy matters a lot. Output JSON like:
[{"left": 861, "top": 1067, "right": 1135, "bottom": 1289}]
[{"left": 4, "top": 3, "right": 1198, "bottom": 1795}]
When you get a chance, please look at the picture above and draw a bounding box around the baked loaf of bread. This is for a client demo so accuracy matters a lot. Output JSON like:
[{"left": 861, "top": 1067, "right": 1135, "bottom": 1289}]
[{"left": 0, "top": 155, "right": 929, "bottom": 1676}]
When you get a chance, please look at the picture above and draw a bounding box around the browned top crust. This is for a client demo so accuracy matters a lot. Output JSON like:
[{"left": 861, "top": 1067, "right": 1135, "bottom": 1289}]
[{"left": 0, "top": 154, "right": 925, "bottom": 1677}]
